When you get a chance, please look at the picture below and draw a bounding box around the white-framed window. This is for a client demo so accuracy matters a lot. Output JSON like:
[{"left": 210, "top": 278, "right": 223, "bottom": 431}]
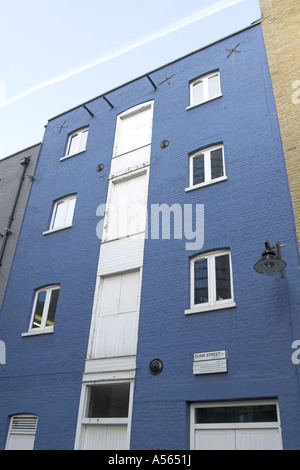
[
  {"left": 22, "top": 285, "right": 60, "bottom": 336},
  {"left": 44, "top": 194, "right": 76, "bottom": 234},
  {"left": 78, "top": 381, "right": 133, "bottom": 450},
  {"left": 188, "top": 71, "right": 221, "bottom": 108},
  {"left": 186, "top": 144, "right": 227, "bottom": 191},
  {"left": 61, "top": 127, "right": 89, "bottom": 160},
  {"left": 5, "top": 414, "right": 38, "bottom": 450},
  {"left": 185, "top": 250, "right": 235, "bottom": 314}
]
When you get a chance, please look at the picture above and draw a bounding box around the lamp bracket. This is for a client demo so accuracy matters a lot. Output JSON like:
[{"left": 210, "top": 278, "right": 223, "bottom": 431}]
[{"left": 265, "top": 240, "right": 286, "bottom": 258}]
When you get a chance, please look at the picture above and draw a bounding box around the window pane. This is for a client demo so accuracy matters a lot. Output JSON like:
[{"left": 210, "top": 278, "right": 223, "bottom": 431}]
[
  {"left": 193, "top": 80, "right": 203, "bottom": 105},
  {"left": 31, "top": 291, "right": 46, "bottom": 328},
  {"left": 194, "top": 259, "right": 208, "bottom": 304},
  {"left": 78, "top": 130, "right": 88, "bottom": 152},
  {"left": 88, "top": 383, "right": 130, "bottom": 418},
  {"left": 46, "top": 288, "right": 60, "bottom": 326},
  {"left": 67, "top": 134, "right": 79, "bottom": 155},
  {"left": 65, "top": 197, "right": 76, "bottom": 226},
  {"left": 193, "top": 154, "right": 205, "bottom": 185},
  {"left": 215, "top": 254, "right": 231, "bottom": 301},
  {"left": 211, "top": 148, "right": 224, "bottom": 180},
  {"left": 196, "top": 405, "right": 277, "bottom": 424},
  {"left": 52, "top": 201, "right": 65, "bottom": 229},
  {"left": 208, "top": 74, "right": 220, "bottom": 98}
]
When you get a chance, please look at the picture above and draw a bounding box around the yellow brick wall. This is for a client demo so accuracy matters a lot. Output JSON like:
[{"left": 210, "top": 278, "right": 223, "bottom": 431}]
[{"left": 259, "top": 0, "right": 300, "bottom": 251}]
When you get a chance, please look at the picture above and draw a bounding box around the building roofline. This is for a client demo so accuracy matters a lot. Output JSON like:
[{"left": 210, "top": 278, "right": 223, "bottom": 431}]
[
  {"left": 48, "top": 19, "right": 263, "bottom": 123},
  {"left": 0, "top": 142, "right": 42, "bottom": 163}
]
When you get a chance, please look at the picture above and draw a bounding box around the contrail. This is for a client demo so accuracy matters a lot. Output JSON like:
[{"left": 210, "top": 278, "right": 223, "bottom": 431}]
[{"left": 0, "top": 0, "right": 245, "bottom": 108}]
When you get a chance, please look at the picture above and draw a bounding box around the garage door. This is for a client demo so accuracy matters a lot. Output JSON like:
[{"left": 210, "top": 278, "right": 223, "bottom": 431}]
[{"left": 191, "top": 401, "right": 282, "bottom": 450}]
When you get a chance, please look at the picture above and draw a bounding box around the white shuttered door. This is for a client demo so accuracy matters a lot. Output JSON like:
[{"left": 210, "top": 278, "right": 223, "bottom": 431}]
[
  {"left": 93, "top": 270, "right": 140, "bottom": 358},
  {"left": 115, "top": 104, "right": 153, "bottom": 156},
  {"left": 194, "top": 428, "right": 282, "bottom": 450},
  {"left": 106, "top": 172, "right": 147, "bottom": 241},
  {"left": 82, "top": 424, "right": 127, "bottom": 450}
]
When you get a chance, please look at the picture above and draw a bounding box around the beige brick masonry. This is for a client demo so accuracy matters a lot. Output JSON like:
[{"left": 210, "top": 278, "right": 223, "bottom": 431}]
[{"left": 259, "top": 0, "right": 300, "bottom": 251}]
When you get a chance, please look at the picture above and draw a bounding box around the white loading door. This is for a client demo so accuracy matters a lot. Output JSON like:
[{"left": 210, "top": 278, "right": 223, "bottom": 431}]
[
  {"left": 92, "top": 270, "right": 140, "bottom": 359},
  {"left": 194, "top": 428, "right": 282, "bottom": 450},
  {"left": 114, "top": 103, "right": 153, "bottom": 157},
  {"left": 195, "top": 429, "right": 236, "bottom": 450},
  {"left": 191, "top": 401, "right": 282, "bottom": 450},
  {"left": 82, "top": 424, "right": 128, "bottom": 450},
  {"left": 235, "top": 428, "right": 282, "bottom": 450},
  {"left": 106, "top": 172, "right": 148, "bottom": 241}
]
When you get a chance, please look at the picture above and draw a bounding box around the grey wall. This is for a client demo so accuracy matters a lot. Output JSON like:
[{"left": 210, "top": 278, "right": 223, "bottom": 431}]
[{"left": 0, "top": 143, "right": 41, "bottom": 309}]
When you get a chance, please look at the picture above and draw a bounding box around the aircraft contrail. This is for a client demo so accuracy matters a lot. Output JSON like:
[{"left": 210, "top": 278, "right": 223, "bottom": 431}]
[{"left": 0, "top": 0, "right": 245, "bottom": 108}]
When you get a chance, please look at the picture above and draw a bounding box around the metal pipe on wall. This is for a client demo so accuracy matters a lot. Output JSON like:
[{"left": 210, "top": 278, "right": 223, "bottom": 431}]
[{"left": 0, "top": 156, "right": 30, "bottom": 267}]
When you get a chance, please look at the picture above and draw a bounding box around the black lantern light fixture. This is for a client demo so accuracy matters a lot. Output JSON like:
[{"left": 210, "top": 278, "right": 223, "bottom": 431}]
[
  {"left": 254, "top": 240, "right": 286, "bottom": 276},
  {"left": 149, "top": 358, "right": 163, "bottom": 375},
  {"left": 160, "top": 140, "right": 169, "bottom": 149}
]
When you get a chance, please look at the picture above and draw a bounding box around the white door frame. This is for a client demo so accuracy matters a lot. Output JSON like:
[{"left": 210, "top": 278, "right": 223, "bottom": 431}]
[{"left": 190, "top": 399, "right": 283, "bottom": 450}]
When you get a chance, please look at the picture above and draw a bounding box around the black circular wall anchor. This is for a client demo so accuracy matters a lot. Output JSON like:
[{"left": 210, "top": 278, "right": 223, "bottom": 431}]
[
  {"left": 160, "top": 140, "right": 169, "bottom": 149},
  {"left": 149, "top": 358, "right": 164, "bottom": 375},
  {"left": 96, "top": 163, "right": 105, "bottom": 172}
]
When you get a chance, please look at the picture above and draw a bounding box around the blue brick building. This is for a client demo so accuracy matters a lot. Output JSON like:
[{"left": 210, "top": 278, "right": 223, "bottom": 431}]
[{"left": 0, "top": 22, "right": 299, "bottom": 450}]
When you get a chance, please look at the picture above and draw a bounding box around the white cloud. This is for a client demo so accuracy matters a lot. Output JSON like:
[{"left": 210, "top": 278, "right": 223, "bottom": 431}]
[
  {"left": 0, "top": 0, "right": 245, "bottom": 108},
  {"left": 0, "top": 81, "right": 6, "bottom": 104}
]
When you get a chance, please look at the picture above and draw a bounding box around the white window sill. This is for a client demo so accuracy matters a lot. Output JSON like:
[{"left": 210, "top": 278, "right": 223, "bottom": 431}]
[
  {"left": 22, "top": 326, "right": 54, "bottom": 337},
  {"left": 185, "top": 176, "right": 227, "bottom": 192},
  {"left": 185, "top": 301, "right": 236, "bottom": 315},
  {"left": 43, "top": 225, "right": 72, "bottom": 236},
  {"left": 60, "top": 150, "right": 86, "bottom": 161},
  {"left": 81, "top": 418, "right": 129, "bottom": 425},
  {"left": 186, "top": 94, "right": 223, "bottom": 110}
]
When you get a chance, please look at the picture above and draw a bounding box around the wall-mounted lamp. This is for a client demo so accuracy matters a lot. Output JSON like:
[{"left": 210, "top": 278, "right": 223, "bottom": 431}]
[
  {"left": 254, "top": 241, "right": 286, "bottom": 276},
  {"left": 20, "top": 156, "right": 30, "bottom": 167},
  {"left": 96, "top": 163, "right": 104, "bottom": 172},
  {"left": 149, "top": 358, "right": 163, "bottom": 375},
  {"left": 160, "top": 140, "right": 169, "bottom": 149}
]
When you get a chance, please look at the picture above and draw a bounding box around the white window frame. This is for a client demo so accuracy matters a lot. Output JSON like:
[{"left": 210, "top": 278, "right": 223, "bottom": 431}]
[
  {"left": 43, "top": 194, "right": 76, "bottom": 235},
  {"left": 75, "top": 380, "right": 134, "bottom": 450},
  {"left": 186, "top": 144, "right": 227, "bottom": 191},
  {"left": 22, "top": 285, "right": 60, "bottom": 336},
  {"left": 185, "top": 249, "right": 236, "bottom": 315},
  {"left": 188, "top": 71, "right": 222, "bottom": 109},
  {"left": 60, "top": 127, "right": 89, "bottom": 160}
]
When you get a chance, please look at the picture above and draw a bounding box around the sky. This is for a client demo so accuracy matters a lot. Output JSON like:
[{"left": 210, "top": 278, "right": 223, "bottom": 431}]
[{"left": 0, "top": 0, "right": 261, "bottom": 159}]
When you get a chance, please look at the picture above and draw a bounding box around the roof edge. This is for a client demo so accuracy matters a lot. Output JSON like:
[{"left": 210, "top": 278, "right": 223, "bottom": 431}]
[
  {"left": 0, "top": 142, "right": 42, "bottom": 162},
  {"left": 48, "top": 20, "right": 263, "bottom": 123}
]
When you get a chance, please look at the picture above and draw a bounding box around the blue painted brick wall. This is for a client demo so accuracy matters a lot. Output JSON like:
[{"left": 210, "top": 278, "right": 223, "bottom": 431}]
[
  {"left": 0, "top": 23, "right": 299, "bottom": 450},
  {"left": 0, "top": 98, "right": 118, "bottom": 449},
  {"left": 131, "top": 25, "right": 300, "bottom": 450}
]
